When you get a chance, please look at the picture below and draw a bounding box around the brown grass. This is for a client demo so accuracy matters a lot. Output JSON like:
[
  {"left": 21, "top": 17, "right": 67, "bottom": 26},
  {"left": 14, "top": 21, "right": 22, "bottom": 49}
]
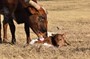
[{"left": 0, "top": 0, "right": 90, "bottom": 59}]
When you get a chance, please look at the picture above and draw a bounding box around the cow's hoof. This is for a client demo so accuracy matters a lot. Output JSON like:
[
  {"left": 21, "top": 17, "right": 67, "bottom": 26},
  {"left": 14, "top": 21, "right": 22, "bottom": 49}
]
[
  {"left": 3, "top": 39, "right": 8, "bottom": 43},
  {"left": 23, "top": 44, "right": 30, "bottom": 48},
  {"left": 11, "top": 39, "right": 16, "bottom": 44},
  {"left": 11, "top": 41, "right": 16, "bottom": 44}
]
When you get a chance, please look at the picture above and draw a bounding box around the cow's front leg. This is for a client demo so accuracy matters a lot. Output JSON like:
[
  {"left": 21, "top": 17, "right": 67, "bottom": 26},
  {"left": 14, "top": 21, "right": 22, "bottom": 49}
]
[
  {"left": 8, "top": 18, "right": 16, "bottom": 44},
  {"left": 24, "top": 23, "right": 31, "bottom": 45},
  {"left": 0, "top": 15, "right": 2, "bottom": 43}
]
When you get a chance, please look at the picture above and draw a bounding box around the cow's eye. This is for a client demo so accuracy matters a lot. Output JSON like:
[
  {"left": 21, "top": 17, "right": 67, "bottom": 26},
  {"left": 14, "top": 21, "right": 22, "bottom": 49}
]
[
  {"left": 38, "top": 16, "right": 44, "bottom": 22},
  {"left": 58, "top": 39, "right": 62, "bottom": 41}
]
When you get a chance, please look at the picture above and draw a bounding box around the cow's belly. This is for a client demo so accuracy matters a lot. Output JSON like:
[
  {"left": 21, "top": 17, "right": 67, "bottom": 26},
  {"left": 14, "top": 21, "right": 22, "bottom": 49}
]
[
  {"left": 25, "top": 0, "right": 30, "bottom": 3},
  {"left": 14, "top": 9, "right": 29, "bottom": 24},
  {"left": 14, "top": 13, "right": 26, "bottom": 24}
]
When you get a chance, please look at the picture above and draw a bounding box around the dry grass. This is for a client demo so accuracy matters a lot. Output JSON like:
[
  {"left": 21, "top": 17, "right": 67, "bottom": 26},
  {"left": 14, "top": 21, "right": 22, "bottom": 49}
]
[{"left": 0, "top": 0, "right": 90, "bottom": 59}]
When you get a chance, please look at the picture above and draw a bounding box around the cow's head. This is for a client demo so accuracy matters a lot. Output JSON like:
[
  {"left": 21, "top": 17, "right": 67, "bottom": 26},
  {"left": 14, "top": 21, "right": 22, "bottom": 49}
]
[{"left": 28, "top": 8, "right": 48, "bottom": 41}]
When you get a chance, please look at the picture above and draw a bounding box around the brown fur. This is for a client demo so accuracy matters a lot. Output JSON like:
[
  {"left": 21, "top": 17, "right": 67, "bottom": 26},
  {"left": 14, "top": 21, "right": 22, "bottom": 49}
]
[
  {"left": 0, "top": 0, "right": 48, "bottom": 44},
  {"left": 35, "top": 34, "right": 70, "bottom": 47},
  {"left": 0, "top": 0, "right": 18, "bottom": 43}
]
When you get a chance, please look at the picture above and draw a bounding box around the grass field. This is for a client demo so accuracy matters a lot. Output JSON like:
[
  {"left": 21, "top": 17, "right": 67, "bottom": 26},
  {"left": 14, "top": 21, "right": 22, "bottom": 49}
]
[{"left": 0, "top": 0, "right": 90, "bottom": 59}]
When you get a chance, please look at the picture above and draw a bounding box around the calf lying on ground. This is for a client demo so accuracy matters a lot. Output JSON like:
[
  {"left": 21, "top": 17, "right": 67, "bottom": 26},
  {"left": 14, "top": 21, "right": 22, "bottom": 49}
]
[{"left": 30, "top": 33, "right": 70, "bottom": 47}]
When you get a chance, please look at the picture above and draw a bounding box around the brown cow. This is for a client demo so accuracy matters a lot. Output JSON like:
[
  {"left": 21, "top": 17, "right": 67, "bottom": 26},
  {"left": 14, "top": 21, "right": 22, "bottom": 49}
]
[
  {"left": 0, "top": 0, "right": 48, "bottom": 44},
  {"left": 14, "top": 1, "right": 48, "bottom": 44}
]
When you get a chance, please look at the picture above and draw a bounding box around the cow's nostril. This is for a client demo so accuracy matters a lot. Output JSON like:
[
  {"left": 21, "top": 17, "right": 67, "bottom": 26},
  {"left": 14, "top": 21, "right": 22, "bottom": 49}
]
[{"left": 39, "top": 37, "right": 44, "bottom": 42}]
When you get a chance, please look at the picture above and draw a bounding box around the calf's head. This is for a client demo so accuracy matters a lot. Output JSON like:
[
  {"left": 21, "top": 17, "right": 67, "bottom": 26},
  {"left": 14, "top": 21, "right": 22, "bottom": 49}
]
[{"left": 51, "top": 34, "right": 68, "bottom": 47}]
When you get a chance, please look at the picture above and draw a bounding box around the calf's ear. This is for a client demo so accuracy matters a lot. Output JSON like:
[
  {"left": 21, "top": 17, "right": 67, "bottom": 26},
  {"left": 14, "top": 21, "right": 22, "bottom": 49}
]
[
  {"left": 52, "top": 34, "right": 56, "bottom": 36},
  {"left": 60, "top": 32, "right": 67, "bottom": 37},
  {"left": 61, "top": 34, "right": 64, "bottom": 36}
]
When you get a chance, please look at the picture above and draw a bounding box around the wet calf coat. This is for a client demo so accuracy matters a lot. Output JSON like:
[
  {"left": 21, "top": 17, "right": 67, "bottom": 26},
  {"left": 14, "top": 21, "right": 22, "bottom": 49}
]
[{"left": 36, "top": 34, "right": 70, "bottom": 47}]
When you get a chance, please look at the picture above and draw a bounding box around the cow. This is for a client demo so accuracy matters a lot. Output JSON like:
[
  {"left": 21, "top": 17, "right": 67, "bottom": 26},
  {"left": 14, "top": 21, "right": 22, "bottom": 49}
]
[
  {"left": 0, "top": 0, "right": 48, "bottom": 45},
  {"left": 14, "top": 1, "right": 48, "bottom": 44}
]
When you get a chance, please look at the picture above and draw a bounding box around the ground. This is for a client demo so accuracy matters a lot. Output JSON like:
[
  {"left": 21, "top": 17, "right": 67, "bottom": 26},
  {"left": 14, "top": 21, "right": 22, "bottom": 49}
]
[{"left": 0, "top": 0, "right": 90, "bottom": 59}]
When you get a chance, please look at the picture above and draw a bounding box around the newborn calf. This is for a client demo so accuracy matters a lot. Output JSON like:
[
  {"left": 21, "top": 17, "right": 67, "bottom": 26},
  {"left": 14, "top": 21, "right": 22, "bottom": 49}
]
[{"left": 35, "top": 34, "right": 70, "bottom": 47}]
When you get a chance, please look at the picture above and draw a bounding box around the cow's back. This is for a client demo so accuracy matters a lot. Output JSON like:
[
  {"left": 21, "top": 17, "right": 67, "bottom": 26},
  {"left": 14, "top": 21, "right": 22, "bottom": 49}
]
[
  {"left": 14, "top": 1, "right": 29, "bottom": 24},
  {"left": 0, "top": 0, "right": 18, "bottom": 14},
  {"left": 0, "top": 0, "right": 4, "bottom": 11}
]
